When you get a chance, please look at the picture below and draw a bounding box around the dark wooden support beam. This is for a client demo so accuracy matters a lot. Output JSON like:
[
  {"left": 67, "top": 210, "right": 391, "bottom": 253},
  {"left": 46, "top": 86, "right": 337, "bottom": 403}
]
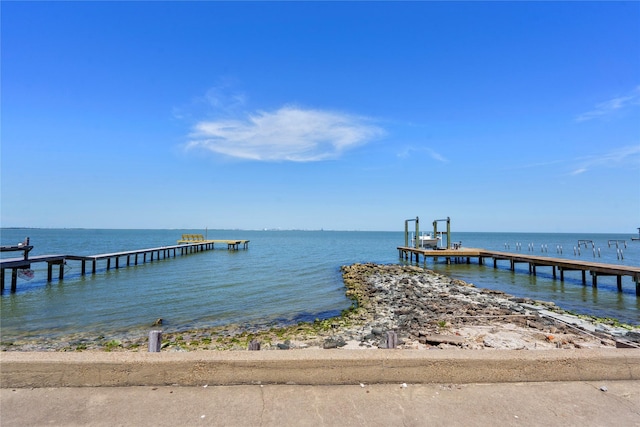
[{"left": 11, "top": 269, "right": 18, "bottom": 292}]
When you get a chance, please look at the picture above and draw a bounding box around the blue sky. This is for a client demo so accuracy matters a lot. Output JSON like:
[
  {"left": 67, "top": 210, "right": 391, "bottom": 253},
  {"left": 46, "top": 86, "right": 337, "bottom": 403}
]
[{"left": 2, "top": 1, "right": 639, "bottom": 232}]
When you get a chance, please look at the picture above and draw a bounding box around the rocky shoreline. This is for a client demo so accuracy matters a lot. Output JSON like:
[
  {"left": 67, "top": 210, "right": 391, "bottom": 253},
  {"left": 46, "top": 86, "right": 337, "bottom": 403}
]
[{"left": 2, "top": 263, "right": 638, "bottom": 352}]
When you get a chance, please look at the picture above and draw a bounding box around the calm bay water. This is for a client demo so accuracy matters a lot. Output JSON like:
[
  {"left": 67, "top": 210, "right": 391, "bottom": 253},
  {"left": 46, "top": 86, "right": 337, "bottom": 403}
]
[{"left": 1, "top": 228, "right": 639, "bottom": 342}]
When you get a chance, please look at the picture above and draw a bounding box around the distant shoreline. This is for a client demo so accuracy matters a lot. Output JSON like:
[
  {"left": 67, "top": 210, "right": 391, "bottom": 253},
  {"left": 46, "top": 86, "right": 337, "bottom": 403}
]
[{"left": 1, "top": 227, "right": 637, "bottom": 234}]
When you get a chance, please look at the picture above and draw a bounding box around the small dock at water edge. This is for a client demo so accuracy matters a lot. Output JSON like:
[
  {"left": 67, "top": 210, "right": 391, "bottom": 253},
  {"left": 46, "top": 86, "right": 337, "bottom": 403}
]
[{"left": 398, "top": 246, "right": 640, "bottom": 296}]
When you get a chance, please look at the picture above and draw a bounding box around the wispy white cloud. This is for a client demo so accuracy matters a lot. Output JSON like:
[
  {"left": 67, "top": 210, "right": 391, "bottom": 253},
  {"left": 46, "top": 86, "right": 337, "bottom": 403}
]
[
  {"left": 427, "top": 148, "right": 448, "bottom": 163},
  {"left": 397, "top": 146, "right": 448, "bottom": 163},
  {"left": 570, "top": 144, "right": 640, "bottom": 175},
  {"left": 203, "top": 84, "right": 247, "bottom": 114},
  {"left": 186, "top": 105, "right": 384, "bottom": 162},
  {"left": 173, "top": 78, "right": 247, "bottom": 121},
  {"left": 575, "top": 86, "right": 640, "bottom": 122},
  {"left": 503, "top": 145, "right": 640, "bottom": 176},
  {"left": 569, "top": 167, "right": 587, "bottom": 176}
]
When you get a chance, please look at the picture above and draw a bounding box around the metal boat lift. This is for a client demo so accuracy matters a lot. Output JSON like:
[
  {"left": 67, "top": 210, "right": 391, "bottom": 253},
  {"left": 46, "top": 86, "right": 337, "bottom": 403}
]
[{"left": 404, "top": 216, "right": 452, "bottom": 250}]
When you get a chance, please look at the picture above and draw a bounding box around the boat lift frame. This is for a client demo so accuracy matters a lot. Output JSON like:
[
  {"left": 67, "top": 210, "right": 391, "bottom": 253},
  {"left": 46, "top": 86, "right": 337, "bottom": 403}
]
[
  {"left": 432, "top": 217, "right": 451, "bottom": 249},
  {"left": 405, "top": 216, "right": 452, "bottom": 250},
  {"left": 404, "top": 217, "right": 420, "bottom": 249}
]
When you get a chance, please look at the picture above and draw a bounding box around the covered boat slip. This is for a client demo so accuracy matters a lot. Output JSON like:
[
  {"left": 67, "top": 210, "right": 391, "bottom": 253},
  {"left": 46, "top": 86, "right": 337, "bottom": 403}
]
[
  {"left": 398, "top": 246, "right": 640, "bottom": 295},
  {"left": 1, "top": 236, "right": 249, "bottom": 292}
]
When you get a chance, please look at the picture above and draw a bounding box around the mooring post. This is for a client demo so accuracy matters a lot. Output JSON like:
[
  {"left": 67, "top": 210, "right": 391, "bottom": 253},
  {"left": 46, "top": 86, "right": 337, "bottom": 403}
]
[
  {"left": 385, "top": 331, "right": 398, "bottom": 349},
  {"left": 149, "top": 330, "right": 162, "bottom": 352}
]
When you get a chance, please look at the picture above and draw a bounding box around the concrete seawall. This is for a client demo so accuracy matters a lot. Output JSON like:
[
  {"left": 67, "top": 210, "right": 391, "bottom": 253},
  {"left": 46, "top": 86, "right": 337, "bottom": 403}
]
[{"left": 2, "top": 349, "right": 639, "bottom": 388}]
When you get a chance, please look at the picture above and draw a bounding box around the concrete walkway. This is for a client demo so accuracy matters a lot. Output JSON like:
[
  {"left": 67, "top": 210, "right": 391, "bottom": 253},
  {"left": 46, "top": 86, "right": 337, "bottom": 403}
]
[
  {"left": 2, "top": 381, "right": 639, "bottom": 426},
  {"left": 2, "top": 349, "right": 639, "bottom": 426}
]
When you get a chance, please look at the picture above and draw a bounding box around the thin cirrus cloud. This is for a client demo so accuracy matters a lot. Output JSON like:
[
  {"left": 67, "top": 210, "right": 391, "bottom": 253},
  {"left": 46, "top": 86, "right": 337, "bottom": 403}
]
[
  {"left": 397, "top": 146, "right": 448, "bottom": 163},
  {"left": 186, "top": 106, "right": 385, "bottom": 162},
  {"left": 570, "top": 144, "right": 640, "bottom": 175},
  {"left": 575, "top": 86, "right": 640, "bottom": 122},
  {"left": 504, "top": 145, "right": 640, "bottom": 175}
]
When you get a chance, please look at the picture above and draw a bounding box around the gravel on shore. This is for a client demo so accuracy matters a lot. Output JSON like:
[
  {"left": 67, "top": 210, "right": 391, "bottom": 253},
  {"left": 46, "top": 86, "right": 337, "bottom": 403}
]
[{"left": 2, "top": 263, "right": 638, "bottom": 352}]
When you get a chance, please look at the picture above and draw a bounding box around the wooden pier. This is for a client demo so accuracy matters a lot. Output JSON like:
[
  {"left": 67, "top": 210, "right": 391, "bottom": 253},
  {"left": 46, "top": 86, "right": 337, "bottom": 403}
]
[
  {"left": 176, "top": 234, "right": 250, "bottom": 250},
  {"left": 1, "top": 237, "right": 248, "bottom": 292},
  {"left": 398, "top": 246, "right": 640, "bottom": 296}
]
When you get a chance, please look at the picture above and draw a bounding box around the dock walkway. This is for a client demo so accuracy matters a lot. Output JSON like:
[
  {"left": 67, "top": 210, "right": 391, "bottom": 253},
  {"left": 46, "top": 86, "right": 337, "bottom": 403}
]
[
  {"left": 176, "top": 234, "right": 250, "bottom": 250},
  {"left": 1, "top": 237, "right": 249, "bottom": 292},
  {"left": 398, "top": 246, "right": 640, "bottom": 295}
]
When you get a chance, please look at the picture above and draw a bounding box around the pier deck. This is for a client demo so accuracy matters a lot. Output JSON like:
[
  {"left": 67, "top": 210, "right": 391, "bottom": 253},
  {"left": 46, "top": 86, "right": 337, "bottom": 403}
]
[
  {"left": 176, "top": 234, "right": 250, "bottom": 250},
  {"left": 1, "top": 238, "right": 247, "bottom": 293},
  {"left": 398, "top": 246, "right": 640, "bottom": 295}
]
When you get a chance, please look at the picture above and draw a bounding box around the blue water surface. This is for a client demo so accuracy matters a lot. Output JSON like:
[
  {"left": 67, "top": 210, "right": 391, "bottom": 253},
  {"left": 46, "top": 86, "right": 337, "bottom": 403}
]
[{"left": 1, "top": 228, "right": 638, "bottom": 341}]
